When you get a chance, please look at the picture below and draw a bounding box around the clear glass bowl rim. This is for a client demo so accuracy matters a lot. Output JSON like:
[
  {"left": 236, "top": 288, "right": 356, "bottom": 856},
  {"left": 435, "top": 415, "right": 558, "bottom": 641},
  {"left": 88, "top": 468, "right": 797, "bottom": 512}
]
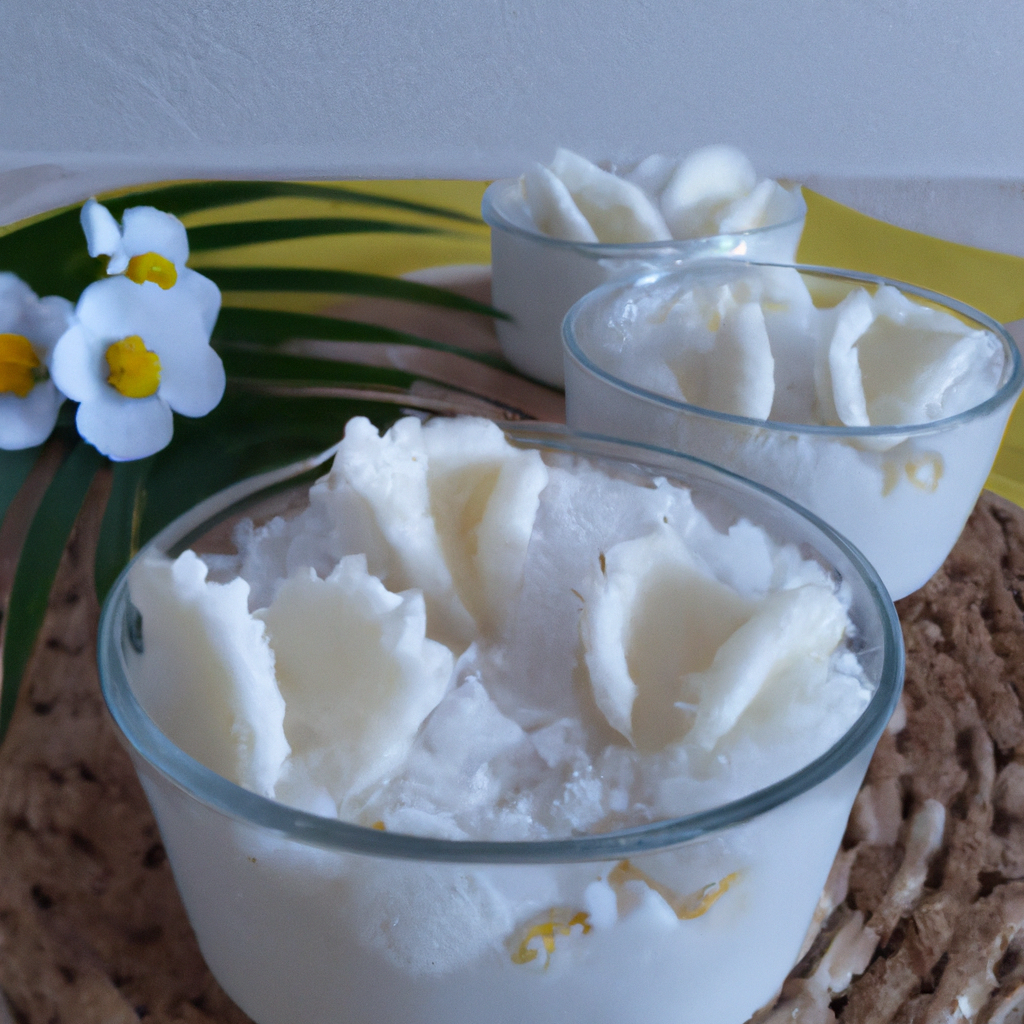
[
  {"left": 564, "top": 260, "right": 1024, "bottom": 438},
  {"left": 98, "top": 423, "right": 903, "bottom": 865},
  {"left": 481, "top": 178, "right": 808, "bottom": 259}
]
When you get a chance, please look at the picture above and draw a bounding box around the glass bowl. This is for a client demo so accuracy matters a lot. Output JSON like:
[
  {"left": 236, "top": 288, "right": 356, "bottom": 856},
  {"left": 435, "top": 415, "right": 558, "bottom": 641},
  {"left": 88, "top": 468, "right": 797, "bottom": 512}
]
[
  {"left": 563, "top": 262, "right": 1024, "bottom": 601},
  {"left": 482, "top": 178, "right": 806, "bottom": 387},
  {"left": 99, "top": 418, "right": 901, "bottom": 1024}
]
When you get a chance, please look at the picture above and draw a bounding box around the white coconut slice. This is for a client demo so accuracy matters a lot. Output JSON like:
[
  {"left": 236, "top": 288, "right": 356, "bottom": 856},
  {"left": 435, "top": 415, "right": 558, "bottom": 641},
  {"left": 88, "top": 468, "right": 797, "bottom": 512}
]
[
  {"left": 581, "top": 525, "right": 753, "bottom": 750},
  {"left": 853, "top": 285, "right": 1004, "bottom": 425},
  {"left": 704, "top": 299, "right": 776, "bottom": 419},
  {"left": 686, "top": 583, "right": 847, "bottom": 750},
  {"left": 257, "top": 555, "right": 454, "bottom": 802},
  {"left": 821, "top": 286, "right": 877, "bottom": 428},
  {"left": 660, "top": 145, "right": 757, "bottom": 239},
  {"left": 717, "top": 178, "right": 790, "bottom": 234},
  {"left": 422, "top": 416, "right": 549, "bottom": 637},
  {"left": 817, "top": 284, "right": 1005, "bottom": 436},
  {"left": 549, "top": 148, "right": 672, "bottom": 244},
  {"left": 622, "top": 154, "right": 678, "bottom": 199},
  {"left": 522, "top": 163, "right": 598, "bottom": 243},
  {"left": 328, "top": 416, "right": 476, "bottom": 650},
  {"left": 127, "top": 550, "right": 289, "bottom": 797}
]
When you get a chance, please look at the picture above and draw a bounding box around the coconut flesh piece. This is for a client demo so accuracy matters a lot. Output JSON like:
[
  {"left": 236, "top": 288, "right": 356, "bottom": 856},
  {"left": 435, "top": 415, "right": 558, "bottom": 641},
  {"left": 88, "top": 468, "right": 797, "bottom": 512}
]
[
  {"left": 605, "top": 267, "right": 1004, "bottom": 437},
  {"left": 325, "top": 415, "right": 548, "bottom": 650},
  {"left": 127, "top": 550, "right": 289, "bottom": 798},
  {"left": 717, "top": 178, "right": 797, "bottom": 235},
  {"left": 257, "top": 555, "right": 454, "bottom": 807},
  {"left": 122, "top": 414, "right": 886, "bottom": 1006},
  {"left": 546, "top": 148, "right": 673, "bottom": 244},
  {"left": 581, "top": 524, "right": 848, "bottom": 753},
  {"left": 127, "top": 416, "right": 549, "bottom": 813},
  {"left": 816, "top": 284, "right": 1006, "bottom": 435},
  {"left": 523, "top": 144, "right": 788, "bottom": 246},
  {"left": 521, "top": 162, "right": 599, "bottom": 244},
  {"left": 661, "top": 282, "right": 777, "bottom": 420},
  {"left": 659, "top": 145, "right": 758, "bottom": 239}
]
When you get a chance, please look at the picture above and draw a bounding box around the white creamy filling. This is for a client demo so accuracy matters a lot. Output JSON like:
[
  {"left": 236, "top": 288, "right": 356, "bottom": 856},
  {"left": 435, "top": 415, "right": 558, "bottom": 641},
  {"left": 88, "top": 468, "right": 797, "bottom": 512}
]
[
  {"left": 126, "top": 416, "right": 877, "bottom": 982},
  {"left": 128, "top": 415, "right": 870, "bottom": 845},
  {"left": 522, "top": 145, "right": 794, "bottom": 244}
]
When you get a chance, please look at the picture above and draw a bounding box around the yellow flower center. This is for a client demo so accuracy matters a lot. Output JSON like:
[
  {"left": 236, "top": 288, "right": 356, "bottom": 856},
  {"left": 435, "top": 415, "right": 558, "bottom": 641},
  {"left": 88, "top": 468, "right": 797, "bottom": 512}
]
[
  {"left": 0, "top": 333, "right": 42, "bottom": 398},
  {"left": 125, "top": 251, "right": 178, "bottom": 290},
  {"left": 106, "top": 335, "right": 161, "bottom": 398}
]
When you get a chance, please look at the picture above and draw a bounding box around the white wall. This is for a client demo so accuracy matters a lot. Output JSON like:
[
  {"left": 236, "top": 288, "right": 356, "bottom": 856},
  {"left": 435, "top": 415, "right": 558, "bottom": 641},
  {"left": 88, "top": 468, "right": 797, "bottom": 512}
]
[{"left": 4, "top": 0, "right": 1024, "bottom": 250}]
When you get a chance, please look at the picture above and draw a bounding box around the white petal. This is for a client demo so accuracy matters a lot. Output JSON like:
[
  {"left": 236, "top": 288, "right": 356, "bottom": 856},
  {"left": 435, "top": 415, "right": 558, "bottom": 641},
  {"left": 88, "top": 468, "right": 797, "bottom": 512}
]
[
  {"left": 75, "top": 275, "right": 151, "bottom": 338},
  {"left": 159, "top": 343, "right": 226, "bottom": 418},
  {"left": 176, "top": 267, "right": 222, "bottom": 335},
  {"left": 550, "top": 148, "right": 672, "bottom": 244},
  {"left": 26, "top": 295, "right": 75, "bottom": 360},
  {"left": 0, "top": 382, "right": 64, "bottom": 450},
  {"left": 522, "top": 164, "right": 598, "bottom": 243},
  {"left": 50, "top": 321, "right": 109, "bottom": 403},
  {"left": 120, "top": 206, "right": 190, "bottom": 266},
  {"left": 0, "top": 272, "right": 37, "bottom": 327},
  {"left": 76, "top": 391, "right": 174, "bottom": 461},
  {"left": 661, "top": 145, "right": 757, "bottom": 238},
  {"left": 80, "top": 199, "right": 125, "bottom": 266}
]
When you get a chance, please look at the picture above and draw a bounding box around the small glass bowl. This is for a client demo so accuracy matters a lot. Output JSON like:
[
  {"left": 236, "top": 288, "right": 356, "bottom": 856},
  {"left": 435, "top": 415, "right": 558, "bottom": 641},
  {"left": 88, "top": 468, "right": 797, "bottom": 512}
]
[
  {"left": 563, "top": 261, "right": 1024, "bottom": 601},
  {"left": 482, "top": 178, "right": 806, "bottom": 387},
  {"left": 99, "top": 418, "right": 901, "bottom": 1024}
]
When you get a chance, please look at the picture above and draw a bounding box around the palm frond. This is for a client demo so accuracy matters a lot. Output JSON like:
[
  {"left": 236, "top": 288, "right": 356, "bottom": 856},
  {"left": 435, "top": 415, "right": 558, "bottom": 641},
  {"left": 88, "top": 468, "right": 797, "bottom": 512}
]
[
  {"left": 100, "top": 180, "right": 484, "bottom": 224},
  {"left": 0, "top": 441, "right": 104, "bottom": 741},
  {"left": 94, "top": 457, "right": 154, "bottom": 604},
  {"left": 187, "top": 218, "right": 453, "bottom": 251},
  {"left": 206, "top": 267, "right": 507, "bottom": 318},
  {"left": 212, "top": 308, "right": 509, "bottom": 368},
  {"left": 0, "top": 447, "right": 42, "bottom": 530}
]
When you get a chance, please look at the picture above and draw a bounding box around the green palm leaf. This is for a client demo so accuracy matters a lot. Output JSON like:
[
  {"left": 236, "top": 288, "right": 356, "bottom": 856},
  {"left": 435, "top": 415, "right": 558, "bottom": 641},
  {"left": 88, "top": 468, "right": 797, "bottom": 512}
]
[
  {"left": 0, "top": 180, "right": 484, "bottom": 300},
  {"left": 219, "top": 348, "right": 421, "bottom": 387},
  {"left": 212, "top": 307, "right": 508, "bottom": 368},
  {"left": 207, "top": 267, "right": 507, "bottom": 318},
  {"left": 188, "top": 218, "right": 451, "bottom": 251},
  {"left": 0, "top": 208, "right": 102, "bottom": 300},
  {"left": 94, "top": 457, "right": 154, "bottom": 604},
  {"left": 0, "top": 441, "right": 104, "bottom": 742},
  {"left": 100, "top": 180, "right": 483, "bottom": 224},
  {"left": 0, "top": 447, "right": 42, "bottom": 530}
]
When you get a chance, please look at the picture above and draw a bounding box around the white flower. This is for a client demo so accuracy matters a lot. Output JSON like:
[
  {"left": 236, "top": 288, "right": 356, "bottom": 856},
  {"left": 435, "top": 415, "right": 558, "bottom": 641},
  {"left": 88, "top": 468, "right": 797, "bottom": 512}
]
[
  {"left": 50, "top": 201, "right": 224, "bottom": 462},
  {"left": 80, "top": 199, "right": 220, "bottom": 330},
  {"left": 0, "top": 273, "right": 72, "bottom": 450}
]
